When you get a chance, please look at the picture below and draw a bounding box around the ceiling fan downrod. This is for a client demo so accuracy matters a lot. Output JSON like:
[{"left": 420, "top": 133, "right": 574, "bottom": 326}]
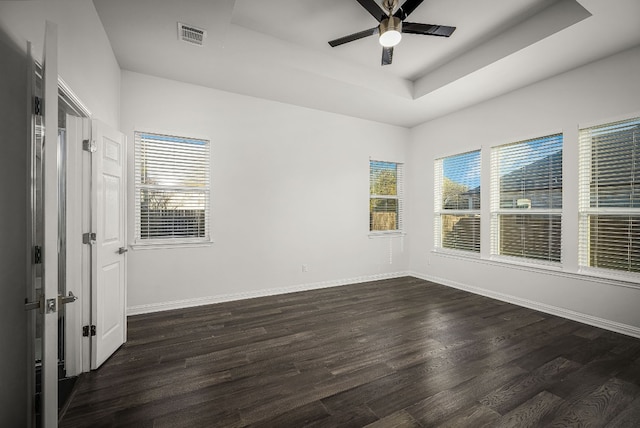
[{"left": 382, "top": 0, "right": 398, "bottom": 15}]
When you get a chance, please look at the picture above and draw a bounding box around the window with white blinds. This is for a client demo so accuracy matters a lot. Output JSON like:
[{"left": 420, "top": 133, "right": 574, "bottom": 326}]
[
  {"left": 370, "top": 160, "right": 404, "bottom": 233},
  {"left": 134, "top": 132, "right": 211, "bottom": 244},
  {"left": 434, "top": 150, "right": 481, "bottom": 252},
  {"left": 491, "top": 134, "right": 563, "bottom": 263},
  {"left": 579, "top": 117, "right": 640, "bottom": 274}
]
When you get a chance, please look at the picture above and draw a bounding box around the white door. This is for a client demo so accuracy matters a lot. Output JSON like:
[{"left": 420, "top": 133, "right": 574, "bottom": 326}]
[
  {"left": 41, "top": 20, "right": 60, "bottom": 428},
  {"left": 91, "top": 120, "right": 127, "bottom": 369}
]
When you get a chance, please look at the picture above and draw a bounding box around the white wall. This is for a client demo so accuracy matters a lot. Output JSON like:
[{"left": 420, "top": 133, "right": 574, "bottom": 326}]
[
  {"left": 0, "top": 30, "right": 28, "bottom": 428},
  {"left": 0, "top": 0, "right": 120, "bottom": 128},
  {"left": 121, "top": 71, "right": 410, "bottom": 312},
  {"left": 408, "top": 45, "right": 640, "bottom": 336}
]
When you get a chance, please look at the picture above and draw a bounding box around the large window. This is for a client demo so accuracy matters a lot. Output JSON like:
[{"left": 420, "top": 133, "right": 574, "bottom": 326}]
[
  {"left": 491, "top": 134, "right": 563, "bottom": 263},
  {"left": 579, "top": 117, "right": 640, "bottom": 274},
  {"left": 134, "top": 132, "right": 211, "bottom": 245},
  {"left": 434, "top": 150, "right": 481, "bottom": 252},
  {"left": 370, "top": 160, "right": 404, "bottom": 233}
]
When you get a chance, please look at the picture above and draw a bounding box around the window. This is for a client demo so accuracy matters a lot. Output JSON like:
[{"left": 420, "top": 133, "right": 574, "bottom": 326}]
[
  {"left": 134, "top": 132, "right": 210, "bottom": 245},
  {"left": 491, "top": 134, "right": 563, "bottom": 263},
  {"left": 579, "top": 117, "right": 640, "bottom": 274},
  {"left": 434, "top": 150, "right": 481, "bottom": 253},
  {"left": 370, "top": 160, "right": 404, "bottom": 233}
]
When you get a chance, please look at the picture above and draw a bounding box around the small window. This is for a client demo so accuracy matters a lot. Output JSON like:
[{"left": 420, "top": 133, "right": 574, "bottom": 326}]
[
  {"left": 491, "top": 134, "right": 563, "bottom": 263},
  {"left": 134, "top": 132, "right": 211, "bottom": 245},
  {"left": 434, "top": 150, "right": 481, "bottom": 253},
  {"left": 579, "top": 117, "right": 640, "bottom": 274},
  {"left": 369, "top": 160, "right": 404, "bottom": 233}
]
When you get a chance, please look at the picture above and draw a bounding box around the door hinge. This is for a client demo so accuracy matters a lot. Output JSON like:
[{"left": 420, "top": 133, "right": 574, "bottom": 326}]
[
  {"left": 82, "top": 232, "right": 96, "bottom": 245},
  {"left": 34, "top": 245, "right": 42, "bottom": 264},
  {"left": 34, "top": 96, "right": 42, "bottom": 115},
  {"left": 82, "top": 325, "right": 96, "bottom": 337},
  {"left": 82, "top": 139, "right": 97, "bottom": 153}
]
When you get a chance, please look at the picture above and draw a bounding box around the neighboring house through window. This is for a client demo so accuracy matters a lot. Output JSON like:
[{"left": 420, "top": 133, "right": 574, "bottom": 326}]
[
  {"left": 134, "top": 132, "right": 211, "bottom": 246},
  {"left": 491, "top": 134, "right": 563, "bottom": 263},
  {"left": 579, "top": 116, "right": 640, "bottom": 274},
  {"left": 434, "top": 150, "right": 481, "bottom": 253}
]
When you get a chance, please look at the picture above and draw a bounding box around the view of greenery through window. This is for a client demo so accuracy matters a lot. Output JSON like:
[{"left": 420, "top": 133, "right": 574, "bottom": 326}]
[
  {"left": 136, "top": 133, "right": 210, "bottom": 241},
  {"left": 370, "top": 161, "right": 402, "bottom": 231}
]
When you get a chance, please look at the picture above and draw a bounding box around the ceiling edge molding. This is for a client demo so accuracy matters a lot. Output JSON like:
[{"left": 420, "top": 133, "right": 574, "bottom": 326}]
[{"left": 412, "top": 0, "right": 592, "bottom": 99}]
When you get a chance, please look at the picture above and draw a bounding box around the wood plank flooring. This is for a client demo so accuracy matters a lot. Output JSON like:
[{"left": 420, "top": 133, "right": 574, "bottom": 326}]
[{"left": 60, "top": 277, "right": 640, "bottom": 427}]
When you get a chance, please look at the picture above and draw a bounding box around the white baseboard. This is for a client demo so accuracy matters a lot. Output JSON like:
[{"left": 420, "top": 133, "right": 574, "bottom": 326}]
[
  {"left": 410, "top": 271, "right": 640, "bottom": 339},
  {"left": 127, "top": 271, "right": 411, "bottom": 316}
]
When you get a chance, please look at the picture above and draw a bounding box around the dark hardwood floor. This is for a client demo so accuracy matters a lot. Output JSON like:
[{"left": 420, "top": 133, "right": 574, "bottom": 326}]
[{"left": 60, "top": 277, "right": 640, "bottom": 427}]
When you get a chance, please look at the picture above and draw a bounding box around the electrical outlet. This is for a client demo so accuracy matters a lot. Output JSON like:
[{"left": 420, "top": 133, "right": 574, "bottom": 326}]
[{"left": 302, "top": 264, "right": 309, "bottom": 273}]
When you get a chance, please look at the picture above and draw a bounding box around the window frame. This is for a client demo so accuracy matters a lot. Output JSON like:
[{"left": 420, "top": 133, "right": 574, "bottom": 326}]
[
  {"left": 434, "top": 150, "right": 481, "bottom": 255},
  {"left": 369, "top": 159, "right": 404, "bottom": 237},
  {"left": 132, "top": 131, "right": 212, "bottom": 249},
  {"left": 490, "top": 133, "right": 563, "bottom": 266}
]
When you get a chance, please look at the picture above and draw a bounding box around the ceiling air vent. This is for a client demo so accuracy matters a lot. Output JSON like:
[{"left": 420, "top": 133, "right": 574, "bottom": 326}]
[{"left": 178, "top": 23, "right": 207, "bottom": 46}]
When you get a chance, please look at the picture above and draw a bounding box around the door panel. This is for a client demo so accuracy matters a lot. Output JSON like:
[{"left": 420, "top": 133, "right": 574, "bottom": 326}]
[
  {"left": 41, "top": 20, "right": 60, "bottom": 427},
  {"left": 64, "top": 114, "right": 84, "bottom": 377},
  {"left": 91, "top": 120, "right": 127, "bottom": 369}
]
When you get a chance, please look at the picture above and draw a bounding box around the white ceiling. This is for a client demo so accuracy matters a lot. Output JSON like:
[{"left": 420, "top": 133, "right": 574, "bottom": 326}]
[{"left": 93, "top": 0, "right": 640, "bottom": 128}]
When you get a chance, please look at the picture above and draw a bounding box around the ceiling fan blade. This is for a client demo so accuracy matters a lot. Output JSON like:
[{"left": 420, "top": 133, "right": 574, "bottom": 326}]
[
  {"left": 356, "top": 0, "right": 388, "bottom": 22},
  {"left": 329, "top": 27, "right": 379, "bottom": 47},
  {"left": 382, "top": 46, "right": 393, "bottom": 66},
  {"left": 402, "top": 22, "right": 456, "bottom": 37},
  {"left": 394, "top": 0, "right": 425, "bottom": 20}
]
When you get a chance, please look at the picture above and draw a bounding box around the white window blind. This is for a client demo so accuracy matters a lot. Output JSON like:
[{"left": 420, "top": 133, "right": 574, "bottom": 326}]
[
  {"left": 434, "top": 150, "right": 481, "bottom": 252},
  {"left": 491, "top": 134, "right": 563, "bottom": 263},
  {"left": 135, "top": 132, "right": 210, "bottom": 244},
  {"left": 370, "top": 160, "right": 404, "bottom": 232},
  {"left": 579, "top": 117, "right": 640, "bottom": 274}
]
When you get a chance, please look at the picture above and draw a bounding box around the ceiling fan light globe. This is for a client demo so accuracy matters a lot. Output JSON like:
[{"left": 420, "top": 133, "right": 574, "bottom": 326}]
[
  {"left": 379, "top": 30, "right": 401, "bottom": 47},
  {"left": 379, "top": 16, "right": 402, "bottom": 47}
]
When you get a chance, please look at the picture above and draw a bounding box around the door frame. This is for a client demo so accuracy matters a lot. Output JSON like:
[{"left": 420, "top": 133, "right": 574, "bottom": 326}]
[
  {"left": 52, "top": 79, "right": 94, "bottom": 378},
  {"left": 58, "top": 79, "right": 94, "bottom": 375}
]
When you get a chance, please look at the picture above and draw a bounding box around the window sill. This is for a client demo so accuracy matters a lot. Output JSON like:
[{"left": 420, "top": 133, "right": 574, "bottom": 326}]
[
  {"left": 430, "top": 249, "right": 640, "bottom": 289},
  {"left": 131, "top": 239, "right": 213, "bottom": 250},
  {"left": 488, "top": 255, "right": 563, "bottom": 271},
  {"left": 578, "top": 266, "right": 640, "bottom": 286},
  {"left": 432, "top": 248, "right": 481, "bottom": 259},
  {"left": 369, "top": 231, "right": 406, "bottom": 239}
]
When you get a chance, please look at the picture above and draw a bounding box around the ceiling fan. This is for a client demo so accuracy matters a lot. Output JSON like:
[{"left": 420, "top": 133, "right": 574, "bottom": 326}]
[{"left": 328, "top": 0, "right": 456, "bottom": 66}]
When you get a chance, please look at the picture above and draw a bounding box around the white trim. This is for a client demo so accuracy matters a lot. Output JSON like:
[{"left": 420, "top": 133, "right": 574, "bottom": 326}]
[
  {"left": 131, "top": 239, "right": 213, "bottom": 250},
  {"left": 432, "top": 247, "right": 482, "bottom": 259},
  {"left": 127, "top": 271, "right": 410, "bottom": 315},
  {"left": 58, "top": 76, "right": 91, "bottom": 118},
  {"left": 410, "top": 271, "right": 640, "bottom": 339},
  {"left": 368, "top": 231, "right": 406, "bottom": 239}
]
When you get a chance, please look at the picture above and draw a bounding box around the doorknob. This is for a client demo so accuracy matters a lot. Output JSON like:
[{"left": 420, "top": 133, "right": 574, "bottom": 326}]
[
  {"left": 59, "top": 291, "right": 77, "bottom": 305},
  {"left": 118, "top": 247, "right": 128, "bottom": 254}
]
